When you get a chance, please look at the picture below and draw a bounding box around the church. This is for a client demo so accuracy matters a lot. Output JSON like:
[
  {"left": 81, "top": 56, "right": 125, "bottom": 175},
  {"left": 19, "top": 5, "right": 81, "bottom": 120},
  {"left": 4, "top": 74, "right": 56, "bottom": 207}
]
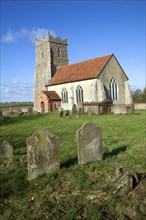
[{"left": 34, "top": 33, "right": 132, "bottom": 114}]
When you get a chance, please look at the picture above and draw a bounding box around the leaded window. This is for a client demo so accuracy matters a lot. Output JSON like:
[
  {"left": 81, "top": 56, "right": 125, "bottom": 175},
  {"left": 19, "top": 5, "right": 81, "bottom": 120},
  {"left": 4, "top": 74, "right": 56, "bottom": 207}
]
[
  {"left": 61, "top": 88, "right": 68, "bottom": 103},
  {"left": 76, "top": 86, "right": 84, "bottom": 103},
  {"left": 109, "top": 77, "right": 119, "bottom": 100}
]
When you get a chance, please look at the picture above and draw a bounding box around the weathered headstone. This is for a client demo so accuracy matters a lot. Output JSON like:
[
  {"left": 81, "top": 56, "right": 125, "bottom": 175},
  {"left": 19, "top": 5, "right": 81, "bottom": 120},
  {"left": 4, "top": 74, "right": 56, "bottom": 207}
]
[
  {"left": 28, "top": 108, "right": 33, "bottom": 117},
  {"left": 59, "top": 107, "right": 64, "bottom": 117},
  {"left": 76, "top": 122, "right": 103, "bottom": 164},
  {"left": 26, "top": 129, "right": 60, "bottom": 181},
  {"left": 0, "top": 141, "right": 13, "bottom": 158},
  {"left": 66, "top": 110, "right": 70, "bottom": 118},
  {"left": 72, "top": 104, "right": 77, "bottom": 117},
  {"left": 19, "top": 112, "right": 25, "bottom": 116},
  {"left": 3, "top": 111, "right": 8, "bottom": 116}
]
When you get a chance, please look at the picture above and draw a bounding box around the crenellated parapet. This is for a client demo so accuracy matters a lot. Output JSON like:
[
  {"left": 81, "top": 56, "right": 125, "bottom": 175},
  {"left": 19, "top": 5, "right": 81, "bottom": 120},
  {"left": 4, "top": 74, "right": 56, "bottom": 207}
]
[{"left": 35, "top": 33, "right": 68, "bottom": 47}]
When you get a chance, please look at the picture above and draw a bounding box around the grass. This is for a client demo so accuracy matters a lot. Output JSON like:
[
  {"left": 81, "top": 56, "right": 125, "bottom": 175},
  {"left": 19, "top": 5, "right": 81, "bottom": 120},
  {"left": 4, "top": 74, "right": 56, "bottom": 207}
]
[{"left": 0, "top": 110, "right": 146, "bottom": 219}]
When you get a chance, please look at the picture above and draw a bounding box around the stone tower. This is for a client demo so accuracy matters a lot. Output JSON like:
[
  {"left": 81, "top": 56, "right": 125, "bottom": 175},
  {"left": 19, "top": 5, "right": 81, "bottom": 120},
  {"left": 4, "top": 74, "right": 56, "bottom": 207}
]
[{"left": 34, "top": 33, "right": 68, "bottom": 111}]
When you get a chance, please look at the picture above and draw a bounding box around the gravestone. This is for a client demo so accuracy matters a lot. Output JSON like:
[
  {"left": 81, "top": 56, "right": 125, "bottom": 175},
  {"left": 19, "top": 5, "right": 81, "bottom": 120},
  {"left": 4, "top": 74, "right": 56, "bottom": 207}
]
[
  {"left": 28, "top": 108, "right": 33, "bottom": 117},
  {"left": 72, "top": 104, "right": 77, "bottom": 117},
  {"left": 27, "top": 129, "right": 60, "bottom": 181},
  {"left": 66, "top": 110, "right": 70, "bottom": 118},
  {"left": 59, "top": 107, "right": 64, "bottom": 117},
  {"left": 76, "top": 122, "right": 103, "bottom": 164},
  {"left": 0, "top": 141, "right": 13, "bottom": 158},
  {"left": 19, "top": 112, "right": 25, "bottom": 116}
]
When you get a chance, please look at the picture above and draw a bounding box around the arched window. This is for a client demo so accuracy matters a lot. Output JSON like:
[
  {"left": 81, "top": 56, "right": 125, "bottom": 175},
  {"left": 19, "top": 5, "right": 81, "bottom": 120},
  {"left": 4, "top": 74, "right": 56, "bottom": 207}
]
[
  {"left": 61, "top": 88, "right": 68, "bottom": 103},
  {"left": 57, "top": 48, "right": 62, "bottom": 58},
  {"left": 76, "top": 86, "right": 84, "bottom": 103},
  {"left": 109, "top": 77, "right": 119, "bottom": 100}
]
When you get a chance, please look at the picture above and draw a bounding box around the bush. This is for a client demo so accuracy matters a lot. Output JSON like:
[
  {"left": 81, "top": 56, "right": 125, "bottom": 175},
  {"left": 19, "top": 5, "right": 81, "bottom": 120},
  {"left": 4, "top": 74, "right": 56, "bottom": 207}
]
[{"left": 132, "top": 87, "right": 146, "bottom": 103}]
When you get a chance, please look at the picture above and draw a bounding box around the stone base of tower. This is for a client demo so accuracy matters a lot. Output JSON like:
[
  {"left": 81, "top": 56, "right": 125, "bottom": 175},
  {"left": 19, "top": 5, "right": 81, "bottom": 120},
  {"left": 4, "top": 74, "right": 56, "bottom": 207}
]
[
  {"left": 33, "top": 33, "right": 68, "bottom": 111},
  {"left": 33, "top": 100, "right": 38, "bottom": 112}
]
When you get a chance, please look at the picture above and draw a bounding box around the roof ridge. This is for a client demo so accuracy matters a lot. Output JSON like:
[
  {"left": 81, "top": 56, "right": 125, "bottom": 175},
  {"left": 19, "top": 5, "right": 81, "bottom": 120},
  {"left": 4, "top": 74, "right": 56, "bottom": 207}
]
[
  {"left": 47, "top": 54, "right": 113, "bottom": 86},
  {"left": 58, "top": 54, "right": 112, "bottom": 70}
]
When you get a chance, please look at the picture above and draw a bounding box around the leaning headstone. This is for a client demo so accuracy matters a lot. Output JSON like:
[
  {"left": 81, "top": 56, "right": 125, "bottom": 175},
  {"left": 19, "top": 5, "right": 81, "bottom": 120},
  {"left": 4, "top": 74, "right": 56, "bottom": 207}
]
[
  {"left": 28, "top": 108, "right": 33, "bottom": 117},
  {"left": 0, "top": 141, "right": 13, "bottom": 158},
  {"left": 76, "top": 122, "right": 103, "bottom": 164},
  {"left": 72, "top": 104, "right": 77, "bottom": 117},
  {"left": 26, "top": 129, "right": 60, "bottom": 181}
]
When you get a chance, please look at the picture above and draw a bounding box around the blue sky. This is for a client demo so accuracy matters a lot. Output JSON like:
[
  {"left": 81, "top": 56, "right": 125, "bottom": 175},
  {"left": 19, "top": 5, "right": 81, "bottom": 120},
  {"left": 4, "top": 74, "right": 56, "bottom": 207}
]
[{"left": 1, "top": 0, "right": 145, "bottom": 102}]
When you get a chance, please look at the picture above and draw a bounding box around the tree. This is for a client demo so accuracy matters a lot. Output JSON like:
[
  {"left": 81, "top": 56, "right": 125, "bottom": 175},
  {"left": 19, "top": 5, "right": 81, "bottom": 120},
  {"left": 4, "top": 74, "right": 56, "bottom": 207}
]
[
  {"left": 142, "top": 88, "right": 146, "bottom": 103},
  {"left": 132, "top": 88, "right": 146, "bottom": 103}
]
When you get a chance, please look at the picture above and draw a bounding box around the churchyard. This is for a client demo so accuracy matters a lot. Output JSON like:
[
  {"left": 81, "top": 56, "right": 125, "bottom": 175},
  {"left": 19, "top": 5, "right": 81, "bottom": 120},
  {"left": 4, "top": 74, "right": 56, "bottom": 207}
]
[{"left": 0, "top": 110, "right": 146, "bottom": 219}]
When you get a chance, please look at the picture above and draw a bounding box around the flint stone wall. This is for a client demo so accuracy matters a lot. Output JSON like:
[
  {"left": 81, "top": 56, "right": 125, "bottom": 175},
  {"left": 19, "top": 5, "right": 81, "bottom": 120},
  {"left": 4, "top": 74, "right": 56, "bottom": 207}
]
[
  {"left": 134, "top": 103, "right": 146, "bottom": 109},
  {"left": 111, "top": 104, "right": 134, "bottom": 114},
  {"left": 76, "top": 122, "right": 103, "bottom": 164},
  {"left": 27, "top": 129, "right": 60, "bottom": 181}
]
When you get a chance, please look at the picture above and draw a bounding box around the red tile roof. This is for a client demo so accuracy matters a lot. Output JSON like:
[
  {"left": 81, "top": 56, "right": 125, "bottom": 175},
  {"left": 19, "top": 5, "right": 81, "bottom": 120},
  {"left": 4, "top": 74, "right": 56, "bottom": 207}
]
[
  {"left": 47, "top": 54, "right": 111, "bottom": 86},
  {"left": 43, "top": 91, "right": 61, "bottom": 100}
]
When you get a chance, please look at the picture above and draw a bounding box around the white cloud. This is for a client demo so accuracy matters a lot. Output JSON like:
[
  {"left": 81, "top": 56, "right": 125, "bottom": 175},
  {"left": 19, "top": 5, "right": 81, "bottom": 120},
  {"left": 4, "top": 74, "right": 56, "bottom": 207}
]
[
  {"left": 29, "top": 28, "right": 56, "bottom": 42},
  {"left": 12, "top": 78, "right": 18, "bottom": 84},
  {"left": 1, "top": 80, "right": 34, "bottom": 102},
  {"left": 1, "top": 27, "right": 56, "bottom": 43},
  {"left": 2, "top": 28, "right": 17, "bottom": 43}
]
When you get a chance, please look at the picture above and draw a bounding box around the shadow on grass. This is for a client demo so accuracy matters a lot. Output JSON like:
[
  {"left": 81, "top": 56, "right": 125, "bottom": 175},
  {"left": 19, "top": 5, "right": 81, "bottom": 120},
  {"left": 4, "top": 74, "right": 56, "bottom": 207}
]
[
  {"left": 61, "top": 156, "right": 78, "bottom": 168},
  {"left": 103, "top": 145, "right": 128, "bottom": 159},
  {"left": 61, "top": 146, "right": 128, "bottom": 167}
]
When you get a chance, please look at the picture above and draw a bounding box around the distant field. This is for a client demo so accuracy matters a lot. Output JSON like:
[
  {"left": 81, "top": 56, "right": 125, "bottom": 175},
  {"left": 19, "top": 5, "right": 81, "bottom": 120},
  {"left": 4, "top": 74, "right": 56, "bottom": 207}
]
[
  {"left": 0, "top": 110, "right": 145, "bottom": 219},
  {"left": 0, "top": 102, "right": 33, "bottom": 109}
]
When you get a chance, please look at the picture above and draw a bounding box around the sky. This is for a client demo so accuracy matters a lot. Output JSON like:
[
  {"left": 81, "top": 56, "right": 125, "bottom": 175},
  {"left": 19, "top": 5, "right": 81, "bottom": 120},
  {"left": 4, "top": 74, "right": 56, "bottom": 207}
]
[{"left": 0, "top": 0, "right": 145, "bottom": 103}]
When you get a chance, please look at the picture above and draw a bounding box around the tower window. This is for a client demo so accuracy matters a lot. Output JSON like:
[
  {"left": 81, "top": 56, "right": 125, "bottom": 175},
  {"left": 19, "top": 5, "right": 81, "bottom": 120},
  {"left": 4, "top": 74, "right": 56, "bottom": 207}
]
[
  {"left": 76, "top": 86, "right": 84, "bottom": 103},
  {"left": 109, "top": 77, "right": 119, "bottom": 100},
  {"left": 57, "top": 48, "right": 62, "bottom": 58},
  {"left": 61, "top": 88, "right": 68, "bottom": 103}
]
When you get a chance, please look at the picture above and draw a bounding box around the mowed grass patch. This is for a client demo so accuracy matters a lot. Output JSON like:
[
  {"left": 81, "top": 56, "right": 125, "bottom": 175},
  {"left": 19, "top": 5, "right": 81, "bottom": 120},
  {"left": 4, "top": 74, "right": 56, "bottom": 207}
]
[
  {"left": 0, "top": 110, "right": 145, "bottom": 169},
  {"left": 0, "top": 110, "right": 145, "bottom": 219}
]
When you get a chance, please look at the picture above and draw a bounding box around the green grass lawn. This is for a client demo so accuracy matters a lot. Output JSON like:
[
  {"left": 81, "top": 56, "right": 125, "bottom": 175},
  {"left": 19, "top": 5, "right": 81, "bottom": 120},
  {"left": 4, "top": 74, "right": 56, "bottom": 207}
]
[{"left": 0, "top": 110, "right": 146, "bottom": 219}]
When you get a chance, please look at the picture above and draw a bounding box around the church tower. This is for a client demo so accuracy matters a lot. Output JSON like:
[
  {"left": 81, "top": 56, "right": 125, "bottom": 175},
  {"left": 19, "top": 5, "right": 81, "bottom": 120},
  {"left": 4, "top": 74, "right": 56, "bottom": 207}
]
[{"left": 34, "top": 33, "right": 68, "bottom": 111}]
